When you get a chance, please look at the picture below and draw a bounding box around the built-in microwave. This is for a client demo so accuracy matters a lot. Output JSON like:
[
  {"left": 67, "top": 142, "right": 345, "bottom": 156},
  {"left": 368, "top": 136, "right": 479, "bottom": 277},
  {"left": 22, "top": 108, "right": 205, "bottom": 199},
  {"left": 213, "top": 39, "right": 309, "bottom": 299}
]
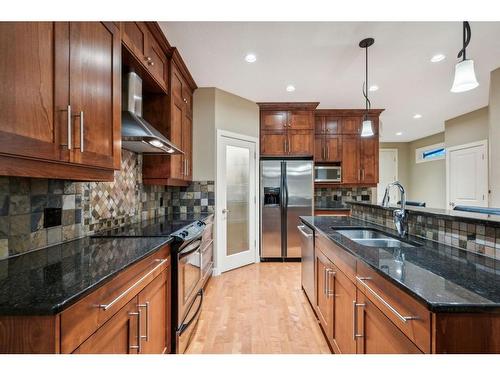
[{"left": 314, "top": 166, "right": 341, "bottom": 183}]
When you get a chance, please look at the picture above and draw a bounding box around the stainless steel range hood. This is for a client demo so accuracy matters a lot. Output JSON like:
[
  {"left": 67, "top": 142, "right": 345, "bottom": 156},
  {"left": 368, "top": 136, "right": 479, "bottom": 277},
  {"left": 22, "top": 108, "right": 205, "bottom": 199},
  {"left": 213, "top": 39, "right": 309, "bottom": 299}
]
[{"left": 121, "top": 72, "right": 183, "bottom": 155}]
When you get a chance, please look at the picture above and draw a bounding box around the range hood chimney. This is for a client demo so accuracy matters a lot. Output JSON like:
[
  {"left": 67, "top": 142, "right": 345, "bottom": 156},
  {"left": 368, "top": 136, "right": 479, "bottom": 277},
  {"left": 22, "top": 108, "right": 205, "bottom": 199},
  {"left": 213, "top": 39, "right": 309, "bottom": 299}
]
[{"left": 121, "top": 72, "right": 183, "bottom": 155}]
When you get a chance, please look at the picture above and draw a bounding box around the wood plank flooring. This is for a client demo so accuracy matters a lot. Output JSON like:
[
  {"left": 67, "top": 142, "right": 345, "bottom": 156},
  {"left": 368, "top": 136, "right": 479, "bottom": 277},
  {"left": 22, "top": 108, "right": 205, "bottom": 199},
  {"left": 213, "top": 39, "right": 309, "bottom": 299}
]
[{"left": 186, "top": 262, "right": 331, "bottom": 354}]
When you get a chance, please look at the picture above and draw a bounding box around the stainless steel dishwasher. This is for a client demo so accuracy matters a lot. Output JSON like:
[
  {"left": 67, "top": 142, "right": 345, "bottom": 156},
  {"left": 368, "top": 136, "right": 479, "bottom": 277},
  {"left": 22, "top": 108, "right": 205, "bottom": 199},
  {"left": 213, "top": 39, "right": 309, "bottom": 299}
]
[{"left": 298, "top": 224, "right": 315, "bottom": 306}]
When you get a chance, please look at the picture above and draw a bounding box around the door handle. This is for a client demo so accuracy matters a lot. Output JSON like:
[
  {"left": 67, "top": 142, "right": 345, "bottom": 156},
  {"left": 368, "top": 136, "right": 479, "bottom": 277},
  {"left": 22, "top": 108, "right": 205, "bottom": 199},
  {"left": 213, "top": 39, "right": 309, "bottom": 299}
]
[
  {"left": 353, "top": 301, "right": 366, "bottom": 340},
  {"left": 222, "top": 208, "right": 230, "bottom": 214},
  {"left": 61, "top": 105, "right": 72, "bottom": 150},
  {"left": 128, "top": 309, "right": 141, "bottom": 353},
  {"left": 297, "top": 225, "right": 313, "bottom": 238},
  {"left": 138, "top": 302, "right": 150, "bottom": 342},
  {"left": 326, "top": 270, "right": 336, "bottom": 297}
]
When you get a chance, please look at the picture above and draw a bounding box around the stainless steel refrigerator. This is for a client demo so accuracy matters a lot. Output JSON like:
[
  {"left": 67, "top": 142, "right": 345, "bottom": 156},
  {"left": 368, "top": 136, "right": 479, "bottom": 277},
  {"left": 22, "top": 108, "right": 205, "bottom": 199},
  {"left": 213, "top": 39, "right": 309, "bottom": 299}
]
[{"left": 260, "top": 158, "right": 313, "bottom": 259}]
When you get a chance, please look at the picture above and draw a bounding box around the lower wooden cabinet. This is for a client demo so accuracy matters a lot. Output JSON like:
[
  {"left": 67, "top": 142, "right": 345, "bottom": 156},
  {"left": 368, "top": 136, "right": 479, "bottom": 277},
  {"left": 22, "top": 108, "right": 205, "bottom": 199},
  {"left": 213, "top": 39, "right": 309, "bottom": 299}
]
[
  {"left": 332, "top": 267, "right": 357, "bottom": 354},
  {"left": 315, "top": 250, "right": 334, "bottom": 343},
  {"left": 355, "top": 291, "right": 422, "bottom": 354}
]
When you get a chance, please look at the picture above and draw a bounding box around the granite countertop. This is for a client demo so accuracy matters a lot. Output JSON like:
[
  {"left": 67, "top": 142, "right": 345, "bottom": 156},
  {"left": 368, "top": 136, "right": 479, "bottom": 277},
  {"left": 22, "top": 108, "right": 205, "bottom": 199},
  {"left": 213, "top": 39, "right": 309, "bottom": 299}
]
[
  {"left": 314, "top": 202, "right": 351, "bottom": 211},
  {"left": 0, "top": 213, "right": 211, "bottom": 316},
  {"left": 347, "top": 201, "right": 500, "bottom": 227},
  {"left": 300, "top": 215, "right": 500, "bottom": 313}
]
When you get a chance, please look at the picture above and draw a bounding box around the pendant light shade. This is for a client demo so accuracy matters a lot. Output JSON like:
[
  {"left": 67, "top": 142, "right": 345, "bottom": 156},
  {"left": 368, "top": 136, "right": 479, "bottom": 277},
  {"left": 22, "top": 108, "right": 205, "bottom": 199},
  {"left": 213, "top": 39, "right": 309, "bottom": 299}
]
[
  {"left": 359, "top": 38, "right": 375, "bottom": 137},
  {"left": 451, "top": 59, "right": 479, "bottom": 93},
  {"left": 451, "top": 21, "right": 479, "bottom": 93},
  {"left": 361, "top": 119, "right": 374, "bottom": 137}
]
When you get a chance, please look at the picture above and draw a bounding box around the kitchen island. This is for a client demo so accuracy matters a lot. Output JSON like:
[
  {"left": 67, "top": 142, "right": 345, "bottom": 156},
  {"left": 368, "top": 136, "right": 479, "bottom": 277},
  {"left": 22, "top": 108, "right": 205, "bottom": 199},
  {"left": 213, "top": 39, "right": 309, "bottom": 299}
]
[{"left": 300, "top": 215, "right": 500, "bottom": 353}]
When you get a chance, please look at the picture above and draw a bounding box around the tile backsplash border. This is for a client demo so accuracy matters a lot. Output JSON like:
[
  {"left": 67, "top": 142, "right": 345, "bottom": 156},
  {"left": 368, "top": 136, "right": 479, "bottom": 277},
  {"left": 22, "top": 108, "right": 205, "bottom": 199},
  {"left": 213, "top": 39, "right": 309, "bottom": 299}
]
[
  {"left": 0, "top": 150, "right": 214, "bottom": 259},
  {"left": 350, "top": 203, "right": 500, "bottom": 260}
]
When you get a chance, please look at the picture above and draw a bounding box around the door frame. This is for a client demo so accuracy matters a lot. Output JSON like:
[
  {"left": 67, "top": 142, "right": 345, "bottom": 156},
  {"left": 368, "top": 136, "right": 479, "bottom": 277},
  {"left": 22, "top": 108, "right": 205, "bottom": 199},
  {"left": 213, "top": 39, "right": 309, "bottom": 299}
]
[
  {"left": 446, "top": 139, "right": 488, "bottom": 209},
  {"left": 378, "top": 148, "right": 398, "bottom": 203},
  {"left": 214, "top": 129, "right": 260, "bottom": 276}
]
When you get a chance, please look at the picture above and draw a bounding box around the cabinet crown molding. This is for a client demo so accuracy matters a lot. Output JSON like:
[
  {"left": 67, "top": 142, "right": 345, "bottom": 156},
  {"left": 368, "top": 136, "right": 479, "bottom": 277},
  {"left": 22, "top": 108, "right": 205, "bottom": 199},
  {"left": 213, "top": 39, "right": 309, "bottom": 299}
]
[
  {"left": 257, "top": 102, "right": 320, "bottom": 111},
  {"left": 315, "top": 108, "right": 385, "bottom": 116}
]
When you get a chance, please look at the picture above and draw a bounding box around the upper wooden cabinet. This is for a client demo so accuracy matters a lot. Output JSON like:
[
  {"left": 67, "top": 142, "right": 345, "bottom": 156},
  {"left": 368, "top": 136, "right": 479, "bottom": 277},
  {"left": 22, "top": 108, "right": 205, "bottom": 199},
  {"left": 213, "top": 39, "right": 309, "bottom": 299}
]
[
  {"left": 341, "top": 117, "right": 361, "bottom": 134},
  {"left": 315, "top": 116, "right": 340, "bottom": 134},
  {"left": 142, "top": 48, "right": 196, "bottom": 186},
  {"left": 0, "top": 22, "right": 121, "bottom": 181},
  {"left": 122, "top": 22, "right": 168, "bottom": 91},
  {"left": 259, "top": 103, "right": 318, "bottom": 157}
]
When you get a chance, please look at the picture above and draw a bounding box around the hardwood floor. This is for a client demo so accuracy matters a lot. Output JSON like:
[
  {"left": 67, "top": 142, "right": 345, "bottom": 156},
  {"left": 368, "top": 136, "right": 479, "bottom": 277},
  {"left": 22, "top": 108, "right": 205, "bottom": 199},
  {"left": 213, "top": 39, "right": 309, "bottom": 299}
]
[{"left": 186, "top": 262, "right": 331, "bottom": 354}]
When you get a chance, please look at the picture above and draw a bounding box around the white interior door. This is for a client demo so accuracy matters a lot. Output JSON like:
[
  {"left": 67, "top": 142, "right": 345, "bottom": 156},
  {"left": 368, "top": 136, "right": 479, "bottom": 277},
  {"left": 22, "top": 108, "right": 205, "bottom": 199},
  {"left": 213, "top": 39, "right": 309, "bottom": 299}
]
[
  {"left": 216, "top": 131, "right": 258, "bottom": 273},
  {"left": 378, "top": 149, "right": 398, "bottom": 204},
  {"left": 447, "top": 140, "right": 488, "bottom": 208}
]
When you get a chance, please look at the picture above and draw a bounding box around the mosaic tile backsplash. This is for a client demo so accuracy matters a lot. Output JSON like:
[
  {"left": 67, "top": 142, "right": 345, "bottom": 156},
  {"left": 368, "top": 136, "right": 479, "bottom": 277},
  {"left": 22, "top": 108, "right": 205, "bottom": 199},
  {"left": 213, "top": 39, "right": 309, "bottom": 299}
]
[
  {"left": 0, "top": 150, "right": 214, "bottom": 259},
  {"left": 315, "top": 187, "right": 374, "bottom": 208},
  {"left": 350, "top": 203, "right": 500, "bottom": 260}
]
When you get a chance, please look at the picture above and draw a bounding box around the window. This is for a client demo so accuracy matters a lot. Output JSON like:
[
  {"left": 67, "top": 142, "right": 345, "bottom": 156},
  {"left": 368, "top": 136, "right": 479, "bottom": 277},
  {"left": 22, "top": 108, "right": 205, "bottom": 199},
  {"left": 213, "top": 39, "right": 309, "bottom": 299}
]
[{"left": 416, "top": 142, "right": 445, "bottom": 163}]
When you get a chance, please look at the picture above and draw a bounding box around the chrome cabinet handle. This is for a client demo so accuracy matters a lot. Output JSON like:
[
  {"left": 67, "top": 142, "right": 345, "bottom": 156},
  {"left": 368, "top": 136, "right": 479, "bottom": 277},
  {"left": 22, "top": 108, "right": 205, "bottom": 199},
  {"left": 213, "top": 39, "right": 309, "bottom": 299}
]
[
  {"left": 128, "top": 310, "right": 141, "bottom": 352},
  {"left": 326, "top": 270, "right": 336, "bottom": 297},
  {"left": 74, "top": 111, "right": 84, "bottom": 152},
  {"left": 98, "top": 259, "right": 167, "bottom": 311},
  {"left": 138, "top": 302, "right": 150, "bottom": 342},
  {"left": 352, "top": 301, "right": 366, "bottom": 339},
  {"left": 327, "top": 146, "right": 330, "bottom": 160},
  {"left": 356, "top": 276, "right": 419, "bottom": 323},
  {"left": 222, "top": 208, "right": 230, "bottom": 214},
  {"left": 62, "top": 105, "right": 72, "bottom": 150},
  {"left": 297, "top": 225, "right": 313, "bottom": 238}
]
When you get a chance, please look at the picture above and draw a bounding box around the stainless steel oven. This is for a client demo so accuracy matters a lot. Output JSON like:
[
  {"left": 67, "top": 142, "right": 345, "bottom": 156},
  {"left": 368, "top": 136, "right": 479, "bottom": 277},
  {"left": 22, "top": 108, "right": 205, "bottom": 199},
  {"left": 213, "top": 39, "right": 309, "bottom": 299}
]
[
  {"left": 314, "top": 165, "right": 341, "bottom": 183},
  {"left": 177, "top": 236, "right": 202, "bottom": 320}
]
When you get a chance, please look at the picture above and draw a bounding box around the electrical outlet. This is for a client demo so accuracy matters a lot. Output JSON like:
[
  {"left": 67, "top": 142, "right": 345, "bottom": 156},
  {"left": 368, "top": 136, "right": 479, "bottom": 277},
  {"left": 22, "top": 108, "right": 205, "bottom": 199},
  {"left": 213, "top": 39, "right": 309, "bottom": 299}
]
[{"left": 44, "top": 207, "right": 62, "bottom": 228}]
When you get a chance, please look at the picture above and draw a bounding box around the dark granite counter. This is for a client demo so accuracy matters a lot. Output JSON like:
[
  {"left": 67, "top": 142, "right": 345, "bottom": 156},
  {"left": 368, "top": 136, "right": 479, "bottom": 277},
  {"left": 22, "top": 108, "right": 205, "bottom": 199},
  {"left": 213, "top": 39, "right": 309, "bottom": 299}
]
[
  {"left": 0, "top": 213, "right": 211, "bottom": 316},
  {"left": 300, "top": 215, "right": 500, "bottom": 313},
  {"left": 314, "top": 202, "right": 351, "bottom": 211},
  {"left": 0, "top": 236, "right": 172, "bottom": 315},
  {"left": 347, "top": 201, "right": 500, "bottom": 227}
]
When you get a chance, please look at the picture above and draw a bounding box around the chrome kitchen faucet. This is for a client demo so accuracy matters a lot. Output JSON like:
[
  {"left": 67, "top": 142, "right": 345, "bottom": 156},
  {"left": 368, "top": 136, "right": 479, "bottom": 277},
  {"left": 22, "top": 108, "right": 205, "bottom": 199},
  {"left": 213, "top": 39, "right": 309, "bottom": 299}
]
[{"left": 382, "top": 181, "right": 408, "bottom": 237}]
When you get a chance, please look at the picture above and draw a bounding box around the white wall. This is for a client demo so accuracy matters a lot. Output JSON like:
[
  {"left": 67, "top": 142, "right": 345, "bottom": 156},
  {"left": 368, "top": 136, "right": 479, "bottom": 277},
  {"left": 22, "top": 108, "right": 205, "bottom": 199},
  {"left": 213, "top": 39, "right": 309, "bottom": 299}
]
[
  {"left": 489, "top": 68, "right": 500, "bottom": 207},
  {"left": 445, "top": 106, "right": 489, "bottom": 148},
  {"left": 192, "top": 87, "right": 259, "bottom": 181}
]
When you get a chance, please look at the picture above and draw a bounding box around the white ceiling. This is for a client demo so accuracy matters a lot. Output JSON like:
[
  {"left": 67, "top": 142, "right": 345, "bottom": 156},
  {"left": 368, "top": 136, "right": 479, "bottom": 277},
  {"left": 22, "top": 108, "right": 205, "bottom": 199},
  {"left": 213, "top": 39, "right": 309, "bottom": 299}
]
[{"left": 159, "top": 22, "right": 500, "bottom": 142}]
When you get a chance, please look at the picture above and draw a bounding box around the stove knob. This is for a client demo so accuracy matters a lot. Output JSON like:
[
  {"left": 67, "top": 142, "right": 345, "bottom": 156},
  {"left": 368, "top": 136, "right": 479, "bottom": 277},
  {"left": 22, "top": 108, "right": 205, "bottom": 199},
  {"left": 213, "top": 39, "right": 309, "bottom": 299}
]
[{"left": 182, "top": 230, "right": 189, "bottom": 237}]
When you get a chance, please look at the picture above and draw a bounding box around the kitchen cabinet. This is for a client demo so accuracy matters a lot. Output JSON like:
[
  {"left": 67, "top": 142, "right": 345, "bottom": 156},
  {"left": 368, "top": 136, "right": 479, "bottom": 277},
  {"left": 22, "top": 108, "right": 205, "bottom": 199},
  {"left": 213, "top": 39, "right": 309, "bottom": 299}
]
[
  {"left": 122, "top": 22, "right": 168, "bottom": 91},
  {"left": 332, "top": 268, "right": 357, "bottom": 354},
  {"left": 341, "top": 135, "right": 360, "bottom": 184},
  {"left": 315, "top": 249, "right": 334, "bottom": 344},
  {"left": 72, "top": 298, "right": 140, "bottom": 354},
  {"left": 0, "top": 21, "right": 121, "bottom": 181},
  {"left": 259, "top": 103, "right": 319, "bottom": 157},
  {"left": 315, "top": 135, "right": 342, "bottom": 162},
  {"left": 142, "top": 48, "right": 197, "bottom": 186},
  {"left": 359, "top": 135, "right": 379, "bottom": 184},
  {"left": 355, "top": 291, "right": 422, "bottom": 354},
  {"left": 315, "top": 116, "right": 340, "bottom": 134},
  {"left": 341, "top": 117, "right": 361, "bottom": 134}
]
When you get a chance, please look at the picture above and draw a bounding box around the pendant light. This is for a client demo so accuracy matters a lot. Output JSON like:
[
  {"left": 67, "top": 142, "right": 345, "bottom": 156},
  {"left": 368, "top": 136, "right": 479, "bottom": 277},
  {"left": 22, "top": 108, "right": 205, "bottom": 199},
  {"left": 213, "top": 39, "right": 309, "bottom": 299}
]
[
  {"left": 359, "top": 38, "right": 375, "bottom": 137},
  {"left": 451, "top": 21, "right": 479, "bottom": 93}
]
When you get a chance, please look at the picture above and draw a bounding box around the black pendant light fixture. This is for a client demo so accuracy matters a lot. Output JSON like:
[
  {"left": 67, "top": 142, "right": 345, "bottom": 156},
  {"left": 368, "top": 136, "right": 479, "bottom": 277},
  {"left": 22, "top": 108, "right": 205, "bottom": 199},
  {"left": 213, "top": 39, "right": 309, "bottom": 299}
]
[
  {"left": 359, "top": 37, "right": 374, "bottom": 137},
  {"left": 451, "top": 21, "right": 479, "bottom": 93}
]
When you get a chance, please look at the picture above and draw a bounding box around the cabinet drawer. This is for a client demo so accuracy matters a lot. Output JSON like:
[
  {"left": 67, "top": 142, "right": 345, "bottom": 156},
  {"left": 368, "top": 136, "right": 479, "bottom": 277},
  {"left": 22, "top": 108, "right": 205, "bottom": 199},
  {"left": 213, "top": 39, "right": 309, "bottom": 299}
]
[
  {"left": 356, "top": 261, "right": 431, "bottom": 353},
  {"left": 315, "top": 231, "right": 357, "bottom": 282},
  {"left": 60, "top": 245, "right": 170, "bottom": 353}
]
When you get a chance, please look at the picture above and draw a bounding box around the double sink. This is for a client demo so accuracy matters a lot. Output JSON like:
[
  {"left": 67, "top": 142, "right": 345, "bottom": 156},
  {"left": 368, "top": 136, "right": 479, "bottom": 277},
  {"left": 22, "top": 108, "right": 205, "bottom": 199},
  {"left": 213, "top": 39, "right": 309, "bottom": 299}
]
[{"left": 335, "top": 228, "right": 421, "bottom": 248}]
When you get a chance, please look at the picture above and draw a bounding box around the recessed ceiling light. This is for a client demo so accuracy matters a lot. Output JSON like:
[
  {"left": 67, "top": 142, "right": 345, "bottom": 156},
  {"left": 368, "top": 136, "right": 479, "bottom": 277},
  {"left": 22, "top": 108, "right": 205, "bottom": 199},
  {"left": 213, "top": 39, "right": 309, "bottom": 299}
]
[
  {"left": 369, "top": 85, "right": 379, "bottom": 92},
  {"left": 244, "top": 53, "right": 257, "bottom": 63},
  {"left": 430, "top": 54, "right": 446, "bottom": 63},
  {"left": 396, "top": 132, "right": 403, "bottom": 136},
  {"left": 413, "top": 114, "right": 422, "bottom": 119},
  {"left": 286, "top": 85, "right": 296, "bottom": 92}
]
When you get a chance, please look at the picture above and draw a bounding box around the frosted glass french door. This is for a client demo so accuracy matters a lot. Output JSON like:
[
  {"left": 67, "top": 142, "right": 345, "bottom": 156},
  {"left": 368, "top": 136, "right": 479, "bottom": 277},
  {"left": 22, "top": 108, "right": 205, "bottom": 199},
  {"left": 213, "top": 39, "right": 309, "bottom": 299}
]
[{"left": 217, "top": 134, "right": 257, "bottom": 273}]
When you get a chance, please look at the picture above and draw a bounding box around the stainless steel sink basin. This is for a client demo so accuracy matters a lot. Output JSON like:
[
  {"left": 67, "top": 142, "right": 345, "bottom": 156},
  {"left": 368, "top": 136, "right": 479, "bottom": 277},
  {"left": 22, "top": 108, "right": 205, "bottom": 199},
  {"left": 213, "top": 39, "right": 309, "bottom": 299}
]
[{"left": 335, "top": 229, "right": 419, "bottom": 248}]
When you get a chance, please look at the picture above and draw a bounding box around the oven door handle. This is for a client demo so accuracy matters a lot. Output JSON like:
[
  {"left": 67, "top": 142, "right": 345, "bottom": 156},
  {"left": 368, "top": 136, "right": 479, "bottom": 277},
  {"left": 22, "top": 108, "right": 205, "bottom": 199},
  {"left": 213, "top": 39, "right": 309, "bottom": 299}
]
[
  {"left": 178, "top": 239, "right": 202, "bottom": 259},
  {"left": 178, "top": 290, "right": 203, "bottom": 334}
]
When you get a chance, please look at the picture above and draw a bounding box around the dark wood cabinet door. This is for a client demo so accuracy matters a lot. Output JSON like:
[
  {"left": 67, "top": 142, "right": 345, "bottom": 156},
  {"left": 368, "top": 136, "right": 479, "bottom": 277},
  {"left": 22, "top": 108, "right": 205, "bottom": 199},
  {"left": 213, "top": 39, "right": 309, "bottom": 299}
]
[
  {"left": 146, "top": 35, "right": 168, "bottom": 91},
  {"left": 341, "top": 117, "right": 361, "bottom": 135},
  {"left": 332, "top": 269, "right": 357, "bottom": 354},
  {"left": 73, "top": 297, "right": 139, "bottom": 354},
  {"left": 356, "top": 291, "right": 422, "bottom": 354},
  {"left": 288, "top": 110, "right": 313, "bottom": 130},
  {"left": 138, "top": 271, "right": 168, "bottom": 354},
  {"left": 182, "top": 113, "right": 193, "bottom": 181},
  {"left": 325, "top": 116, "right": 340, "bottom": 134},
  {"left": 69, "top": 22, "right": 120, "bottom": 170},
  {"left": 341, "top": 135, "right": 360, "bottom": 183},
  {"left": 171, "top": 63, "right": 185, "bottom": 104},
  {"left": 314, "top": 136, "right": 324, "bottom": 161},
  {"left": 314, "top": 116, "right": 324, "bottom": 134},
  {"left": 261, "top": 132, "right": 286, "bottom": 156},
  {"left": 315, "top": 250, "right": 334, "bottom": 343},
  {"left": 324, "top": 135, "right": 342, "bottom": 162},
  {"left": 0, "top": 22, "right": 67, "bottom": 162},
  {"left": 122, "top": 22, "right": 148, "bottom": 61},
  {"left": 170, "top": 98, "right": 185, "bottom": 180},
  {"left": 288, "top": 130, "right": 314, "bottom": 156},
  {"left": 261, "top": 111, "right": 288, "bottom": 131},
  {"left": 183, "top": 87, "right": 193, "bottom": 119},
  {"left": 360, "top": 137, "right": 378, "bottom": 184}
]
